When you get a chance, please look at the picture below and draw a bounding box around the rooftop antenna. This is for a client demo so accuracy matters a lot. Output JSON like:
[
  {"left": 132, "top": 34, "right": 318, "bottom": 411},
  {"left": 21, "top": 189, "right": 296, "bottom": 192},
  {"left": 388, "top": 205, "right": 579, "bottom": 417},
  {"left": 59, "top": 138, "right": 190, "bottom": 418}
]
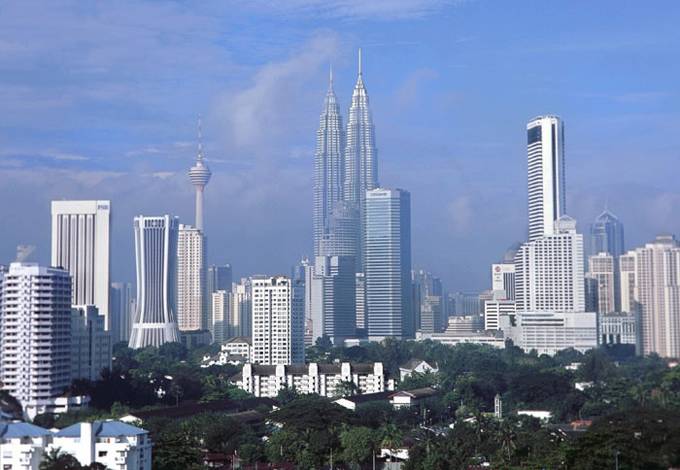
[
  {"left": 358, "top": 48, "right": 362, "bottom": 76},
  {"left": 197, "top": 114, "right": 203, "bottom": 163},
  {"left": 329, "top": 63, "right": 333, "bottom": 84}
]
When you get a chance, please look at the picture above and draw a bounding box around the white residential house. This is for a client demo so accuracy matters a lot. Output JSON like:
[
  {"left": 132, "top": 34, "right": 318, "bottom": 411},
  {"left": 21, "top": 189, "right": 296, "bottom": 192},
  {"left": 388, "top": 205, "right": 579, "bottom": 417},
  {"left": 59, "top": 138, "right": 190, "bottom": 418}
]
[
  {"left": 398, "top": 358, "right": 439, "bottom": 381},
  {"left": 50, "top": 421, "right": 152, "bottom": 470}
]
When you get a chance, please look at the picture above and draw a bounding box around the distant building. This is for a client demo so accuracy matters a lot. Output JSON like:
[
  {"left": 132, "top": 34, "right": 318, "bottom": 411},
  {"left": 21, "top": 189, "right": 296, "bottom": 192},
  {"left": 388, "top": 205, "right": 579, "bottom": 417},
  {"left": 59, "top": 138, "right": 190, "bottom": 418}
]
[
  {"left": 0, "top": 263, "right": 72, "bottom": 419},
  {"left": 177, "top": 224, "right": 208, "bottom": 331},
  {"left": 51, "top": 200, "right": 111, "bottom": 330},
  {"left": 619, "top": 234, "right": 680, "bottom": 357},
  {"left": 207, "top": 264, "right": 232, "bottom": 330},
  {"left": 231, "top": 362, "right": 394, "bottom": 398},
  {"left": 590, "top": 205, "right": 625, "bottom": 259},
  {"left": 399, "top": 359, "right": 439, "bottom": 381},
  {"left": 50, "top": 421, "right": 152, "bottom": 470},
  {"left": 511, "top": 311, "right": 597, "bottom": 356},
  {"left": 128, "top": 215, "right": 181, "bottom": 349},
  {"left": 311, "top": 255, "right": 356, "bottom": 345},
  {"left": 599, "top": 312, "right": 642, "bottom": 356},
  {"left": 389, "top": 387, "right": 441, "bottom": 409},
  {"left": 484, "top": 296, "right": 516, "bottom": 330},
  {"left": 515, "top": 216, "right": 585, "bottom": 313},
  {"left": 416, "top": 331, "right": 506, "bottom": 349},
  {"left": 365, "top": 188, "right": 412, "bottom": 340},
  {"left": 491, "top": 263, "right": 516, "bottom": 300},
  {"left": 211, "top": 289, "right": 230, "bottom": 344},
  {"left": 526, "top": 115, "right": 566, "bottom": 242},
  {"left": 232, "top": 278, "right": 252, "bottom": 339},
  {"left": 110, "top": 282, "right": 133, "bottom": 343},
  {"left": 71, "top": 305, "right": 112, "bottom": 381},
  {"left": 447, "top": 292, "right": 481, "bottom": 317},
  {"left": 588, "top": 253, "right": 616, "bottom": 314},
  {"left": 251, "top": 276, "right": 305, "bottom": 365}
]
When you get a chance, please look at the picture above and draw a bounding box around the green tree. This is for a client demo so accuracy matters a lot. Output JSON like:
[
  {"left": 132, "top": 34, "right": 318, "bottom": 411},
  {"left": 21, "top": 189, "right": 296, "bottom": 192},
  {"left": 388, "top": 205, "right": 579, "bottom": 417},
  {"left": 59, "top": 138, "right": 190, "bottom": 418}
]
[
  {"left": 340, "top": 426, "right": 378, "bottom": 469},
  {"left": 378, "top": 423, "right": 403, "bottom": 462},
  {"left": 39, "top": 448, "right": 82, "bottom": 470}
]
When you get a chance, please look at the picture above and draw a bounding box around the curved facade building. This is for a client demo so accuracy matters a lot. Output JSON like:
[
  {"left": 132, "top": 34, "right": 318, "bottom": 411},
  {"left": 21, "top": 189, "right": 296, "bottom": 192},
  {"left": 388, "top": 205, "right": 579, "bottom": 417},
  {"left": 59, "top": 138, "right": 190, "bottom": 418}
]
[{"left": 128, "top": 215, "right": 181, "bottom": 349}]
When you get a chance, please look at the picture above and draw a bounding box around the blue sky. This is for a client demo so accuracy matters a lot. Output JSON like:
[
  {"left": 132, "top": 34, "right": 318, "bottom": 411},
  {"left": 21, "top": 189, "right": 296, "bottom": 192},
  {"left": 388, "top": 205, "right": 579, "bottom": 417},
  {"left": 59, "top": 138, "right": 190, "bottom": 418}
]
[{"left": 1, "top": 0, "right": 679, "bottom": 291}]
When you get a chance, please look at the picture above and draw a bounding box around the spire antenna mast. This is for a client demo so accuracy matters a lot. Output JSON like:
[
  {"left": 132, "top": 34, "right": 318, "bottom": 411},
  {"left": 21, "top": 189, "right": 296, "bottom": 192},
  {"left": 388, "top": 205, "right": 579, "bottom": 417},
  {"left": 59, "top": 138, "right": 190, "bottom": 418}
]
[{"left": 358, "top": 48, "right": 362, "bottom": 76}]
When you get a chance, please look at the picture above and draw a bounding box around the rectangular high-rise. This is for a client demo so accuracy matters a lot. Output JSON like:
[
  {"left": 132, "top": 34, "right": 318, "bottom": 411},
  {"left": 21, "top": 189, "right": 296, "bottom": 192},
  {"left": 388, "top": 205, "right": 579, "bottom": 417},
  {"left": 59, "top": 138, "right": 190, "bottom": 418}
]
[
  {"left": 0, "top": 263, "right": 72, "bottom": 418},
  {"left": 587, "top": 252, "right": 616, "bottom": 314},
  {"left": 365, "top": 189, "right": 412, "bottom": 340},
  {"left": 311, "top": 255, "right": 356, "bottom": 345},
  {"left": 251, "top": 276, "right": 305, "bottom": 365},
  {"left": 526, "top": 116, "right": 566, "bottom": 241},
  {"left": 110, "top": 282, "right": 133, "bottom": 343},
  {"left": 51, "top": 200, "right": 111, "bottom": 329},
  {"left": 176, "top": 224, "right": 207, "bottom": 331}
]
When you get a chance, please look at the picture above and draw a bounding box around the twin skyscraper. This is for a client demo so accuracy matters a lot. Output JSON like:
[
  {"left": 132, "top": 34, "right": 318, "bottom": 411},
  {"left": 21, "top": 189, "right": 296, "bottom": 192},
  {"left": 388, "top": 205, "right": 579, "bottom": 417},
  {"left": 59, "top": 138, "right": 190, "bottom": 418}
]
[{"left": 311, "top": 51, "right": 412, "bottom": 344}]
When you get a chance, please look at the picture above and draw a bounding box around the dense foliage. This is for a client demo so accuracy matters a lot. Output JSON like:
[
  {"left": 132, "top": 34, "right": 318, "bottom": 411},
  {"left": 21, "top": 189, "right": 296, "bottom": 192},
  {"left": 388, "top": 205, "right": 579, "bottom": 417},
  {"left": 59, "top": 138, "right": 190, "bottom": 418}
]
[{"left": 31, "top": 339, "right": 680, "bottom": 469}]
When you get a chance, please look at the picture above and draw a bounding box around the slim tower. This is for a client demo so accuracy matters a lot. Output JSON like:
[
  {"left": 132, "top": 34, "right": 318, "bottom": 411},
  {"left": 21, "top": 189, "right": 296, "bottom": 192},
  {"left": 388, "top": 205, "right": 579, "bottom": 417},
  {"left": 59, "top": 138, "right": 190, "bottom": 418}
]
[
  {"left": 128, "top": 216, "right": 181, "bottom": 348},
  {"left": 51, "top": 200, "right": 111, "bottom": 329},
  {"left": 526, "top": 116, "right": 566, "bottom": 241},
  {"left": 314, "top": 66, "right": 346, "bottom": 258},
  {"left": 176, "top": 224, "right": 207, "bottom": 331},
  {"left": 188, "top": 119, "right": 212, "bottom": 232}
]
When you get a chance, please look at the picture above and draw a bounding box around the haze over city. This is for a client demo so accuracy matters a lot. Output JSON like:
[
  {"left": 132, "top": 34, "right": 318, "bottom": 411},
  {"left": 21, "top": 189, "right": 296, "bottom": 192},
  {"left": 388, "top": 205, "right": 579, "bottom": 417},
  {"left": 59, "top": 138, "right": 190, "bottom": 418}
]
[{"left": 1, "top": 0, "right": 679, "bottom": 291}]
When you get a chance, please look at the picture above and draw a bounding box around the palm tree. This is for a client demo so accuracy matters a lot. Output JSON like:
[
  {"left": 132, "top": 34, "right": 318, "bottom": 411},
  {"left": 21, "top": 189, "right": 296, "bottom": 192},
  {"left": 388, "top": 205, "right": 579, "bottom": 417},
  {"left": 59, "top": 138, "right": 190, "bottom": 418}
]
[
  {"left": 39, "top": 447, "right": 83, "bottom": 470},
  {"left": 379, "top": 424, "right": 403, "bottom": 462}
]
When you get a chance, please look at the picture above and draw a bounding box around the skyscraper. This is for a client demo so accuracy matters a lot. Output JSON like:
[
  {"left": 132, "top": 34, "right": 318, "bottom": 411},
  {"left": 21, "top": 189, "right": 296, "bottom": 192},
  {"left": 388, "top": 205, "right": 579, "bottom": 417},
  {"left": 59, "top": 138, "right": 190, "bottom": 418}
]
[
  {"left": 176, "top": 224, "right": 207, "bottom": 331},
  {"left": 0, "top": 263, "right": 72, "bottom": 419},
  {"left": 314, "top": 67, "right": 346, "bottom": 258},
  {"left": 515, "top": 216, "right": 585, "bottom": 313},
  {"left": 311, "top": 255, "right": 356, "bottom": 345},
  {"left": 251, "top": 276, "right": 305, "bottom": 365},
  {"left": 590, "top": 204, "right": 625, "bottom": 258},
  {"left": 232, "top": 278, "right": 252, "bottom": 339},
  {"left": 51, "top": 200, "right": 111, "bottom": 329},
  {"left": 128, "top": 215, "right": 181, "bottom": 349},
  {"left": 188, "top": 120, "right": 212, "bottom": 232},
  {"left": 365, "top": 189, "right": 412, "bottom": 340},
  {"left": 619, "top": 234, "right": 680, "bottom": 357},
  {"left": 526, "top": 116, "right": 566, "bottom": 241},
  {"left": 587, "top": 252, "right": 616, "bottom": 314}
]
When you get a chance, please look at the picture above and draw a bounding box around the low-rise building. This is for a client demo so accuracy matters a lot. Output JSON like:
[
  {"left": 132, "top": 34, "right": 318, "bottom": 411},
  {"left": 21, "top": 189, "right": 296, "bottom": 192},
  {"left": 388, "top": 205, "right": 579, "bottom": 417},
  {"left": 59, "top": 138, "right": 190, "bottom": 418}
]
[
  {"left": 50, "top": 421, "right": 152, "bottom": 470},
  {"left": 0, "top": 422, "right": 52, "bottom": 470},
  {"left": 399, "top": 358, "right": 439, "bottom": 381},
  {"left": 230, "top": 362, "right": 395, "bottom": 398},
  {"left": 599, "top": 312, "right": 642, "bottom": 356},
  {"left": 333, "top": 391, "right": 392, "bottom": 411},
  {"left": 389, "top": 387, "right": 441, "bottom": 408},
  {"left": 416, "top": 331, "right": 507, "bottom": 348},
  {"left": 511, "top": 312, "right": 597, "bottom": 356}
]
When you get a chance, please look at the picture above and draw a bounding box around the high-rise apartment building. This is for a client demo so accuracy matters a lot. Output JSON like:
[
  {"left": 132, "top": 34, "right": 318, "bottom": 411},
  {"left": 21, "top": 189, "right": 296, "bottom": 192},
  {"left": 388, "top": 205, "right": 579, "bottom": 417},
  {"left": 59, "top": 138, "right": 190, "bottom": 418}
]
[
  {"left": 177, "top": 224, "right": 207, "bottom": 331},
  {"left": 314, "top": 68, "right": 346, "bottom": 258},
  {"left": 365, "top": 189, "right": 412, "bottom": 340},
  {"left": 515, "top": 216, "right": 585, "bottom": 313},
  {"left": 526, "top": 116, "right": 566, "bottom": 241},
  {"left": 311, "top": 256, "right": 356, "bottom": 345},
  {"left": 128, "top": 216, "right": 181, "bottom": 349},
  {"left": 0, "top": 263, "right": 72, "bottom": 418},
  {"left": 619, "top": 234, "right": 680, "bottom": 357},
  {"left": 587, "top": 252, "right": 616, "bottom": 314},
  {"left": 110, "top": 282, "right": 133, "bottom": 343},
  {"left": 208, "top": 264, "right": 232, "bottom": 293},
  {"left": 51, "top": 200, "right": 111, "bottom": 329},
  {"left": 251, "top": 276, "right": 305, "bottom": 365},
  {"left": 232, "top": 278, "right": 252, "bottom": 339},
  {"left": 211, "top": 290, "right": 230, "bottom": 344}
]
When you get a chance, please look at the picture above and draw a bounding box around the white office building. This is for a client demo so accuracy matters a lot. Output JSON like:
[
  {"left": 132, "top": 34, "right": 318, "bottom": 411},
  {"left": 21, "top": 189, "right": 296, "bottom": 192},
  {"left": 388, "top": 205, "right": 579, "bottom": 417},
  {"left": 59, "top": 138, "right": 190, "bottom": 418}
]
[
  {"left": 526, "top": 116, "right": 566, "bottom": 242},
  {"left": 484, "top": 296, "right": 516, "bottom": 330},
  {"left": 311, "top": 255, "right": 356, "bottom": 345},
  {"left": 365, "top": 188, "right": 412, "bottom": 340},
  {"left": 51, "top": 200, "right": 111, "bottom": 330},
  {"left": 515, "top": 216, "right": 585, "bottom": 313},
  {"left": 599, "top": 312, "right": 642, "bottom": 355},
  {"left": 128, "top": 215, "right": 181, "bottom": 349},
  {"left": 491, "top": 263, "right": 516, "bottom": 300},
  {"left": 251, "top": 276, "right": 305, "bottom": 365},
  {"left": 50, "top": 421, "right": 152, "bottom": 470},
  {"left": 619, "top": 234, "right": 680, "bottom": 357},
  {"left": 177, "top": 224, "right": 207, "bottom": 331},
  {"left": 588, "top": 252, "right": 616, "bottom": 314},
  {"left": 0, "top": 263, "right": 72, "bottom": 419},
  {"left": 512, "top": 311, "right": 597, "bottom": 356}
]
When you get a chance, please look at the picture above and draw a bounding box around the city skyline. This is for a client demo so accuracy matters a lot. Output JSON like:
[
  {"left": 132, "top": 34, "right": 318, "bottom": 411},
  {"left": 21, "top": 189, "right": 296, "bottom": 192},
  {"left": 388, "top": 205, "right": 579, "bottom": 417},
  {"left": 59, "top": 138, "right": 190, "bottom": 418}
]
[{"left": 1, "top": 2, "right": 680, "bottom": 292}]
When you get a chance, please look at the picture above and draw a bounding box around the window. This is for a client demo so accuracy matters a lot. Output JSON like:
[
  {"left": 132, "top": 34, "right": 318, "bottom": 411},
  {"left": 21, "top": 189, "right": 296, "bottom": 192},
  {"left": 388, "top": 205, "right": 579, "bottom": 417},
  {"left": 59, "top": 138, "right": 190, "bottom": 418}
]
[{"left": 99, "top": 451, "right": 108, "bottom": 457}]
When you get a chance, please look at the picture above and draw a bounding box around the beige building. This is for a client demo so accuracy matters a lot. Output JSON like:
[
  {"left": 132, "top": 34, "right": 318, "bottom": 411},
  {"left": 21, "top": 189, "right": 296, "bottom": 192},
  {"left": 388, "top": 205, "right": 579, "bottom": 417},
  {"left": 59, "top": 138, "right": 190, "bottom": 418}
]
[{"left": 177, "top": 224, "right": 207, "bottom": 331}]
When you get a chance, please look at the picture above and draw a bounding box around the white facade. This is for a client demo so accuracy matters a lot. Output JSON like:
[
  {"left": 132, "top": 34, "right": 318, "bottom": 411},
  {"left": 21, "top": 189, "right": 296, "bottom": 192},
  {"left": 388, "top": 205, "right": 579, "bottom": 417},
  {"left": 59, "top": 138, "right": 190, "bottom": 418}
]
[
  {"left": 515, "top": 216, "right": 585, "bottom": 313},
  {"left": 588, "top": 252, "right": 616, "bottom": 314},
  {"left": 0, "top": 263, "right": 72, "bottom": 419},
  {"left": 233, "top": 362, "right": 392, "bottom": 398},
  {"left": 513, "top": 311, "right": 597, "bottom": 356},
  {"left": 365, "top": 188, "right": 412, "bottom": 340},
  {"left": 599, "top": 312, "right": 642, "bottom": 355},
  {"left": 177, "top": 224, "right": 207, "bottom": 331},
  {"left": 619, "top": 234, "right": 680, "bottom": 357},
  {"left": 251, "top": 276, "right": 305, "bottom": 365},
  {"left": 51, "top": 200, "right": 111, "bottom": 330},
  {"left": 526, "top": 116, "right": 566, "bottom": 242},
  {"left": 0, "top": 422, "right": 53, "bottom": 470},
  {"left": 491, "top": 263, "right": 516, "bottom": 300},
  {"left": 128, "top": 215, "right": 181, "bottom": 349},
  {"left": 484, "top": 299, "right": 516, "bottom": 330},
  {"left": 51, "top": 421, "right": 152, "bottom": 470},
  {"left": 71, "top": 305, "right": 112, "bottom": 381},
  {"left": 311, "top": 255, "right": 356, "bottom": 345},
  {"left": 222, "top": 337, "right": 252, "bottom": 360},
  {"left": 211, "top": 290, "right": 230, "bottom": 344},
  {"left": 416, "top": 331, "right": 506, "bottom": 349}
]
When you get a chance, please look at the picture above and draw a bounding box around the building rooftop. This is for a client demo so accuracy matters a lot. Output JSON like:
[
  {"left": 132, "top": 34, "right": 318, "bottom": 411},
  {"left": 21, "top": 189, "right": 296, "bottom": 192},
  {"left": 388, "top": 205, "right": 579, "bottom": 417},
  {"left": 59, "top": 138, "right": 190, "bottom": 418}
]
[
  {"left": 122, "top": 399, "right": 238, "bottom": 422},
  {"left": 56, "top": 421, "right": 147, "bottom": 438},
  {"left": 0, "top": 422, "right": 52, "bottom": 438}
]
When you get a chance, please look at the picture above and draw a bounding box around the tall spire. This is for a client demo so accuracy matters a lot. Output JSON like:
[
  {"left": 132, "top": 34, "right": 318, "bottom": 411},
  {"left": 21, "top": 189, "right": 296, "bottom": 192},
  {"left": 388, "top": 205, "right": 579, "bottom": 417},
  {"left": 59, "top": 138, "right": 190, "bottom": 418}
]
[
  {"left": 358, "top": 48, "right": 362, "bottom": 76},
  {"left": 188, "top": 115, "right": 212, "bottom": 231},
  {"left": 329, "top": 63, "right": 333, "bottom": 85}
]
